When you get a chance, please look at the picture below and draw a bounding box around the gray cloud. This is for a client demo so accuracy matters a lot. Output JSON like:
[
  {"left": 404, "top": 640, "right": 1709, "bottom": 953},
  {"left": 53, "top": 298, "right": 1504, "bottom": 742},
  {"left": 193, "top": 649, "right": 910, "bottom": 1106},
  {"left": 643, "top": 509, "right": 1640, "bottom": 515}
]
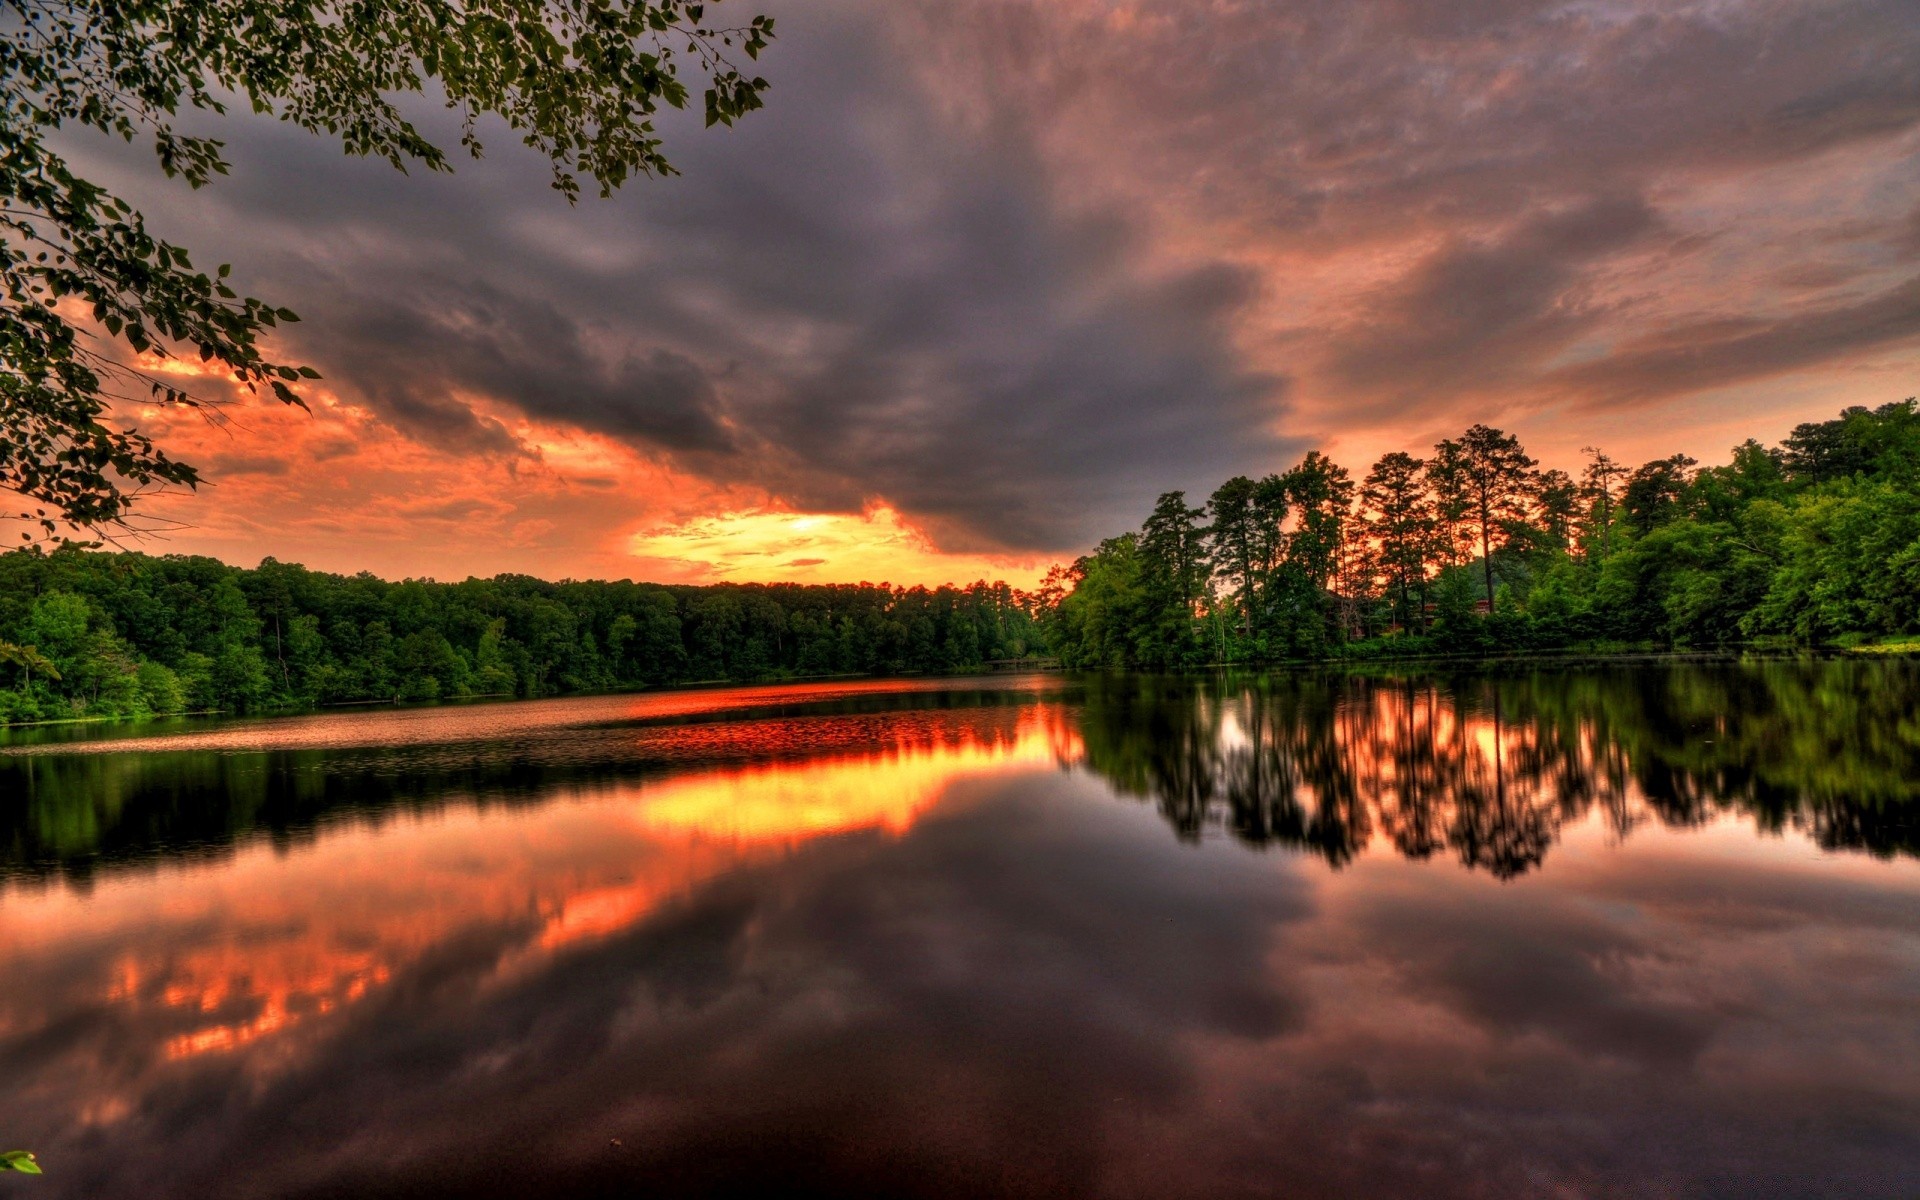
[
  {"left": 105, "top": 0, "right": 1291, "bottom": 552},
  {"left": 67, "top": 0, "right": 1920, "bottom": 557},
  {"left": 316, "top": 279, "right": 737, "bottom": 456},
  {"left": 1330, "top": 196, "right": 1666, "bottom": 406},
  {"left": 204, "top": 453, "right": 291, "bottom": 477},
  {"left": 1553, "top": 273, "right": 1920, "bottom": 407}
]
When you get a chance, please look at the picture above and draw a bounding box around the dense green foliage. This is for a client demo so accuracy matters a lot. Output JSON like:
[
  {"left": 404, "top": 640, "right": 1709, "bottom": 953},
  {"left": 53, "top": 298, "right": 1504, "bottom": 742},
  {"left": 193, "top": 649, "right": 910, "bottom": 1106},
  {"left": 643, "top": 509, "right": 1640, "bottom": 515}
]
[
  {"left": 1046, "top": 400, "right": 1920, "bottom": 668},
  {"left": 1, "top": 0, "right": 772, "bottom": 536},
  {"left": 0, "top": 550, "right": 1040, "bottom": 723}
]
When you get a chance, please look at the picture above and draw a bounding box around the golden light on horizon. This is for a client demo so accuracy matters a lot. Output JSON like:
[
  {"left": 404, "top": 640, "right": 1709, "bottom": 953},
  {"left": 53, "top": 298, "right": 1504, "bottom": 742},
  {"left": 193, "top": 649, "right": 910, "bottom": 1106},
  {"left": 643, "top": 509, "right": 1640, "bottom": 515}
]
[
  {"left": 626, "top": 715, "right": 1064, "bottom": 844},
  {"left": 628, "top": 503, "right": 1048, "bottom": 588}
]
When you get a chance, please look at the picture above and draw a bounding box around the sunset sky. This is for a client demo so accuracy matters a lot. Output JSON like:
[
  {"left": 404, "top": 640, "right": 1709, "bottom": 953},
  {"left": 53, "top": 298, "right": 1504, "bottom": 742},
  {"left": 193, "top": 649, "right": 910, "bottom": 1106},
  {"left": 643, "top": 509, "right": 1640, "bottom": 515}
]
[{"left": 69, "top": 0, "right": 1920, "bottom": 587}]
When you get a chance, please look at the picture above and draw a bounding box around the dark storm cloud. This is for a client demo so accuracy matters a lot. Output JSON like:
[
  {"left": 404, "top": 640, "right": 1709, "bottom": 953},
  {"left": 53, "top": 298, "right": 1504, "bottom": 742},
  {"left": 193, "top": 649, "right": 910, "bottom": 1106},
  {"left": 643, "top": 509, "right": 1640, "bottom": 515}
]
[
  {"left": 74, "top": 0, "right": 1920, "bottom": 555},
  {"left": 116, "top": 0, "right": 1289, "bottom": 552},
  {"left": 1330, "top": 196, "right": 1665, "bottom": 405},
  {"left": 922, "top": 0, "right": 1920, "bottom": 431},
  {"left": 313, "top": 278, "right": 736, "bottom": 456},
  {"left": 1077, "top": 0, "right": 1920, "bottom": 224}
]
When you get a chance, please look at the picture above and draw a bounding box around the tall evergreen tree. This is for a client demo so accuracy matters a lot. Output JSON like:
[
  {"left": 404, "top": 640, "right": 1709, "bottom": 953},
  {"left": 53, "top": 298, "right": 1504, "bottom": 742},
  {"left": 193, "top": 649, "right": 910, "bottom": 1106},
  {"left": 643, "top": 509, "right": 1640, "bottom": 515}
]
[
  {"left": 1531, "top": 469, "right": 1579, "bottom": 552},
  {"left": 1207, "top": 477, "right": 1261, "bottom": 640},
  {"left": 1426, "top": 439, "right": 1473, "bottom": 570},
  {"left": 1580, "top": 447, "right": 1627, "bottom": 559},
  {"left": 1360, "top": 451, "right": 1436, "bottom": 630},
  {"left": 1453, "top": 425, "right": 1537, "bottom": 603},
  {"left": 1139, "top": 491, "right": 1211, "bottom": 665}
]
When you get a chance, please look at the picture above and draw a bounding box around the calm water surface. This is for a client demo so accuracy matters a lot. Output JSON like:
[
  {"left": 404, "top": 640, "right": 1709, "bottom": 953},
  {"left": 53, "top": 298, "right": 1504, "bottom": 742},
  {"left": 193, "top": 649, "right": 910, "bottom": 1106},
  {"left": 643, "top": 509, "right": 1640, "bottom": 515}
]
[{"left": 2, "top": 661, "right": 1917, "bottom": 1199}]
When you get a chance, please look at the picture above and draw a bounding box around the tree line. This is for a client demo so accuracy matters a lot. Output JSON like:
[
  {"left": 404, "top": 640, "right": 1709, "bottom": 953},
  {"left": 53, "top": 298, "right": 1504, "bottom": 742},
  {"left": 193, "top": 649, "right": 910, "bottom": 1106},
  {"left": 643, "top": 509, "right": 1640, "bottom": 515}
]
[
  {"left": 1, "top": 396, "right": 1916, "bottom": 725},
  {"left": 1045, "top": 398, "right": 1920, "bottom": 668},
  {"left": 0, "top": 553, "right": 1042, "bottom": 724}
]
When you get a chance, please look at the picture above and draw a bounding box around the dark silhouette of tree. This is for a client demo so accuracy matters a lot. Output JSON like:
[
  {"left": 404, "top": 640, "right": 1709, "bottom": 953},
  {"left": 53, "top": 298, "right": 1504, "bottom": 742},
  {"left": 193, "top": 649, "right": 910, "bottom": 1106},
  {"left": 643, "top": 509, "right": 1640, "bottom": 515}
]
[
  {"left": 1531, "top": 468, "right": 1579, "bottom": 552},
  {"left": 1046, "top": 398, "right": 1918, "bottom": 665},
  {"left": 1426, "top": 438, "right": 1474, "bottom": 570},
  {"left": 1207, "top": 477, "right": 1263, "bottom": 640},
  {"left": 1453, "top": 425, "right": 1538, "bottom": 603},
  {"left": 1360, "top": 452, "right": 1436, "bottom": 630},
  {"left": 1579, "top": 447, "right": 1628, "bottom": 559}
]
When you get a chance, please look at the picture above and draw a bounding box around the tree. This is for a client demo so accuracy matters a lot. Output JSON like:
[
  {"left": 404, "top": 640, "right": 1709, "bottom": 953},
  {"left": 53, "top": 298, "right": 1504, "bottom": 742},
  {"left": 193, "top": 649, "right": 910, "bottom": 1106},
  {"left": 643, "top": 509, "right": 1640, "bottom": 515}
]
[
  {"left": 1531, "top": 468, "right": 1578, "bottom": 552},
  {"left": 1623, "top": 454, "right": 1697, "bottom": 535},
  {"left": 1, "top": 0, "right": 776, "bottom": 538},
  {"left": 1360, "top": 451, "right": 1435, "bottom": 630},
  {"left": 1782, "top": 411, "right": 1868, "bottom": 484},
  {"left": 1452, "top": 424, "right": 1537, "bottom": 604},
  {"left": 1690, "top": 439, "right": 1785, "bottom": 523},
  {"left": 1051, "top": 535, "right": 1149, "bottom": 669},
  {"left": 1782, "top": 399, "right": 1920, "bottom": 485},
  {"left": 1201, "top": 474, "right": 1290, "bottom": 651},
  {"left": 1139, "top": 490, "right": 1210, "bottom": 665},
  {"left": 0, "top": 637, "right": 59, "bottom": 689},
  {"left": 1580, "top": 447, "right": 1627, "bottom": 558},
  {"left": 1426, "top": 439, "right": 1472, "bottom": 569},
  {"left": 1281, "top": 452, "right": 1352, "bottom": 591},
  {"left": 1267, "top": 452, "right": 1352, "bottom": 654}
]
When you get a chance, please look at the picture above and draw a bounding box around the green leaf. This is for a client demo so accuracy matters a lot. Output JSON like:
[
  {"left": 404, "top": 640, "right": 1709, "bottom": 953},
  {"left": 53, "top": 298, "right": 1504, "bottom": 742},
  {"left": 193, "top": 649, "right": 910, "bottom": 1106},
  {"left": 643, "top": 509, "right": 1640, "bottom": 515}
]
[{"left": 0, "top": 1151, "right": 41, "bottom": 1175}]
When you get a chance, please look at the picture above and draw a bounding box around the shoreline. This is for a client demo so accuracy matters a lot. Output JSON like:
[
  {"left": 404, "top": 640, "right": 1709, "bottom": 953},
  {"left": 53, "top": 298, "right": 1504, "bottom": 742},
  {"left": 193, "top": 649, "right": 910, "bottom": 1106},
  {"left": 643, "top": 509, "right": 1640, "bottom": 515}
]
[{"left": 3, "top": 645, "right": 1913, "bottom": 733}]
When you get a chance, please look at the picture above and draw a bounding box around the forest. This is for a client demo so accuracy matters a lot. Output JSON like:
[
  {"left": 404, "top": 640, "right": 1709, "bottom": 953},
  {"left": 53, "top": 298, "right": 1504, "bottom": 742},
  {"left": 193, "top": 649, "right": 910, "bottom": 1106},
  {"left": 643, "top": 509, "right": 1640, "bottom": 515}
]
[
  {"left": 0, "top": 398, "right": 1915, "bottom": 724},
  {"left": 1047, "top": 398, "right": 1920, "bottom": 668},
  {"left": 0, "top": 558, "right": 1043, "bottom": 724}
]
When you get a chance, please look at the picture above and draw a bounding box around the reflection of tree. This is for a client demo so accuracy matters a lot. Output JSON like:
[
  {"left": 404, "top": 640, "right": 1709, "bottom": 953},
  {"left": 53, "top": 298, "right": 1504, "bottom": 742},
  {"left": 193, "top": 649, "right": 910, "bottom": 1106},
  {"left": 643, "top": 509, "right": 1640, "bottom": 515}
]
[
  {"left": 1074, "top": 659, "right": 1920, "bottom": 876},
  {"left": 9, "top": 660, "right": 1916, "bottom": 885},
  {"left": 0, "top": 689, "right": 1062, "bottom": 883}
]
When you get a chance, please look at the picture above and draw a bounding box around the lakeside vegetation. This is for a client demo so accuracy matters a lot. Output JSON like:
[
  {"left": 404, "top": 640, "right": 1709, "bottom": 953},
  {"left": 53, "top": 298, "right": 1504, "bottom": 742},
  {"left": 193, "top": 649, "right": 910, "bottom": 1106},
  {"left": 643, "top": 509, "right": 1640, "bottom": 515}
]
[
  {"left": 0, "top": 398, "right": 1914, "bottom": 725},
  {"left": 1048, "top": 398, "right": 1920, "bottom": 668},
  {"left": 0, "top": 554, "right": 1045, "bottom": 724}
]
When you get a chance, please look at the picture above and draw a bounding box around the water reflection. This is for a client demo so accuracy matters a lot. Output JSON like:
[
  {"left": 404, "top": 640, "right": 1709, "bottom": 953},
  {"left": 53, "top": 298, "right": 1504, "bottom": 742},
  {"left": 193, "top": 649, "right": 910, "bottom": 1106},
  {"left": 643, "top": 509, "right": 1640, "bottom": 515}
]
[
  {"left": 0, "top": 662, "right": 1916, "bottom": 1199},
  {"left": 1075, "top": 659, "right": 1920, "bottom": 875},
  {"left": 0, "top": 677, "right": 1074, "bottom": 882},
  {"left": 11, "top": 658, "right": 1910, "bottom": 887}
]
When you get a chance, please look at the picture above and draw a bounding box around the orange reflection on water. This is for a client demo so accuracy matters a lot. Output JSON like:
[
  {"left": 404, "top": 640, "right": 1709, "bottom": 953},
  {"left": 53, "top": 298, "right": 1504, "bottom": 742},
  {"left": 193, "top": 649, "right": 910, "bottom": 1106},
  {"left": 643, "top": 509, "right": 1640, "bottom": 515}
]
[
  {"left": 633, "top": 719, "right": 1067, "bottom": 842},
  {"left": 538, "top": 712, "right": 1073, "bottom": 953},
  {"left": 0, "top": 708, "right": 1072, "bottom": 1084}
]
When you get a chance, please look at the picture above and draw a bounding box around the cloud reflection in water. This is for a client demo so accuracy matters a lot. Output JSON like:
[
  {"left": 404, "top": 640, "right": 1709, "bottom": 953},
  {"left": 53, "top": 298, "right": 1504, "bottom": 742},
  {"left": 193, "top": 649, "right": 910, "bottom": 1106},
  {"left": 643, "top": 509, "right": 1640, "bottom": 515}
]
[{"left": 0, "top": 664, "right": 1916, "bottom": 1199}]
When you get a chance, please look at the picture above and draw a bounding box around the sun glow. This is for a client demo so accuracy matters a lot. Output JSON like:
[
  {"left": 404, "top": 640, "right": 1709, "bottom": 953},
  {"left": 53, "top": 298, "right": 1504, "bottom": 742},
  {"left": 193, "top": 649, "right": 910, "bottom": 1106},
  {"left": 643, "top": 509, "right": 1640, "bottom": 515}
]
[{"left": 627, "top": 504, "right": 1047, "bottom": 588}]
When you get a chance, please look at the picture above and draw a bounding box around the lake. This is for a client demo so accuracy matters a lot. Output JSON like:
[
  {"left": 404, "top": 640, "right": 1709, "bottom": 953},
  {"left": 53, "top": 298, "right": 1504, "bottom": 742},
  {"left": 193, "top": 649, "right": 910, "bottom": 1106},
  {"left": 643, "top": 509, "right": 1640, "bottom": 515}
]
[{"left": 1, "top": 660, "right": 1917, "bottom": 1199}]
